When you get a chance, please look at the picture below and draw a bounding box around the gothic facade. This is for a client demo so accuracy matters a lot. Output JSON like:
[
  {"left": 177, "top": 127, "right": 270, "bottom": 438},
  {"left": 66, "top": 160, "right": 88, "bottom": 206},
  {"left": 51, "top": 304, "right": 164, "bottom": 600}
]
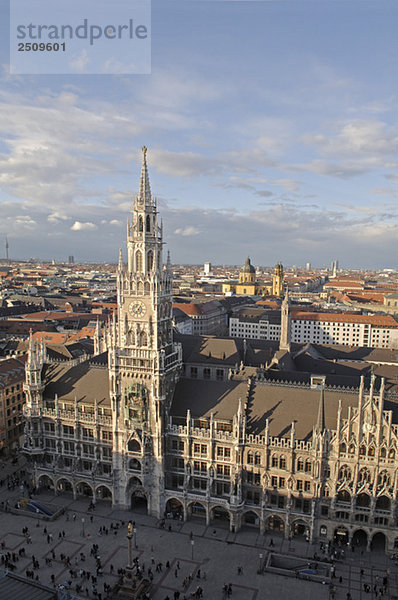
[{"left": 22, "top": 148, "right": 398, "bottom": 553}]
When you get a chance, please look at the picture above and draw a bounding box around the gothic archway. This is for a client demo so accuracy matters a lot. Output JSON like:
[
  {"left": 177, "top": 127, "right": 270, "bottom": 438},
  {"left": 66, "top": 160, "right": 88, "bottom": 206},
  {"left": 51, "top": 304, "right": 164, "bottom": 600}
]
[
  {"left": 376, "top": 496, "right": 391, "bottom": 510},
  {"left": 166, "top": 498, "right": 183, "bottom": 519},
  {"left": 188, "top": 501, "right": 206, "bottom": 519},
  {"left": 352, "top": 529, "right": 367, "bottom": 548},
  {"left": 76, "top": 482, "right": 93, "bottom": 498},
  {"left": 38, "top": 474, "right": 54, "bottom": 491},
  {"left": 128, "top": 439, "right": 141, "bottom": 453},
  {"left": 56, "top": 478, "right": 73, "bottom": 495},
  {"left": 265, "top": 514, "right": 284, "bottom": 533},
  {"left": 356, "top": 493, "right": 371, "bottom": 508},
  {"left": 372, "top": 532, "right": 386, "bottom": 552},
  {"left": 211, "top": 505, "right": 230, "bottom": 528},
  {"left": 131, "top": 489, "right": 148, "bottom": 514},
  {"left": 242, "top": 510, "right": 260, "bottom": 528},
  {"left": 96, "top": 485, "right": 112, "bottom": 503},
  {"left": 291, "top": 519, "right": 308, "bottom": 538}
]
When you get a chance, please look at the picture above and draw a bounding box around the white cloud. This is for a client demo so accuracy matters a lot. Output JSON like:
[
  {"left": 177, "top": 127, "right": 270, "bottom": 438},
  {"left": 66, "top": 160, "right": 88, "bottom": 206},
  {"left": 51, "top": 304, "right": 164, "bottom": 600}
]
[
  {"left": 174, "top": 226, "right": 200, "bottom": 236},
  {"left": 47, "top": 212, "right": 68, "bottom": 223},
  {"left": 71, "top": 221, "right": 97, "bottom": 231},
  {"left": 14, "top": 215, "right": 37, "bottom": 230},
  {"left": 69, "top": 50, "right": 90, "bottom": 73}
]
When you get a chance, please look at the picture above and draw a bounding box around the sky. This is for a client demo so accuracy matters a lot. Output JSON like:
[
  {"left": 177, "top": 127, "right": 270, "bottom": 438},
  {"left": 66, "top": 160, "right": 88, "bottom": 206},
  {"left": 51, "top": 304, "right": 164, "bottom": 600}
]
[{"left": 1, "top": 0, "right": 398, "bottom": 268}]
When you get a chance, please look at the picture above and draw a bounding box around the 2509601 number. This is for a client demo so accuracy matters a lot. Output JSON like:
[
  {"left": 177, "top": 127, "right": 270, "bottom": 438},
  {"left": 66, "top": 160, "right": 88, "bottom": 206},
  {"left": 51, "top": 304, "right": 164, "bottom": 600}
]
[{"left": 18, "top": 42, "right": 66, "bottom": 51}]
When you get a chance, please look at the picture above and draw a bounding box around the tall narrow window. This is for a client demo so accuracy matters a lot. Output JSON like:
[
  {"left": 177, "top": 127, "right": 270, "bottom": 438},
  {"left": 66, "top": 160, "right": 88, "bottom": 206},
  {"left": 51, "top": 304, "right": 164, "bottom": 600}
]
[
  {"left": 146, "top": 215, "right": 151, "bottom": 232},
  {"left": 138, "top": 215, "right": 143, "bottom": 232},
  {"left": 135, "top": 250, "right": 142, "bottom": 272},
  {"left": 147, "top": 250, "right": 153, "bottom": 272},
  {"left": 139, "top": 331, "right": 147, "bottom": 346}
]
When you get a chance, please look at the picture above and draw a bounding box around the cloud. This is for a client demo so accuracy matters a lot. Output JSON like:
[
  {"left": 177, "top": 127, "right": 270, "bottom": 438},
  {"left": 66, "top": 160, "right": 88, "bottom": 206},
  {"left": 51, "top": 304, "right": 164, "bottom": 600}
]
[
  {"left": 150, "top": 149, "right": 217, "bottom": 178},
  {"left": 69, "top": 50, "right": 90, "bottom": 73},
  {"left": 0, "top": 87, "right": 143, "bottom": 208},
  {"left": 47, "top": 212, "right": 68, "bottom": 223},
  {"left": 274, "top": 178, "right": 301, "bottom": 192},
  {"left": 174, "top": 226, "right": 200, "bottom": 236},
  {"left": 14, "top": 215, "right": 37, "bottom": 230},
  {"left": 71, "top": 221, "right": 97, "bottom": 231}
]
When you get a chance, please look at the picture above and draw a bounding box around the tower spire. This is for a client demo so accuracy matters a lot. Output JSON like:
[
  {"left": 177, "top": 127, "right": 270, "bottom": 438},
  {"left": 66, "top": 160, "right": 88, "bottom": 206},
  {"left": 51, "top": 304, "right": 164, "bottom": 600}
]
[
  {"left": 316, "top": 383, "right": 325, "bottom": 433},
  {"left": 138, "top": 145, "right": 152, "bottom": 205}
]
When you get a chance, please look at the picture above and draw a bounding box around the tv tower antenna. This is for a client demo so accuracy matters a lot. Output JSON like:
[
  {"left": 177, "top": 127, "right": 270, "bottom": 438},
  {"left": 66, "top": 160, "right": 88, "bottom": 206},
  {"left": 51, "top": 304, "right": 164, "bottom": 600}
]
[{"left": 5, "top": 236, "right": 9, "bottom": 263}]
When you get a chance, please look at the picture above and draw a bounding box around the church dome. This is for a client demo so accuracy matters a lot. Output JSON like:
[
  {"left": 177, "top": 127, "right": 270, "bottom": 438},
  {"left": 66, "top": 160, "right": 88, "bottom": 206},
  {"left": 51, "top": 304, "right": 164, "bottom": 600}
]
[{"left": 241, "top": 257, "right": 255, "bottom": 274}]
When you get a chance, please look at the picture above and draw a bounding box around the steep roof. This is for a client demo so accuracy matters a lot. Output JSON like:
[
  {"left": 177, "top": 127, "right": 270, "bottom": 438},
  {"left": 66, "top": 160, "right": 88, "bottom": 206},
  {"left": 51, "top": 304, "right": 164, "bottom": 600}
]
[
  {"left": 43, "top": 359, "right": 109, "bottom": 405},
  {"left": 170, "top": 377, "right": 360, "bottom": 440}
]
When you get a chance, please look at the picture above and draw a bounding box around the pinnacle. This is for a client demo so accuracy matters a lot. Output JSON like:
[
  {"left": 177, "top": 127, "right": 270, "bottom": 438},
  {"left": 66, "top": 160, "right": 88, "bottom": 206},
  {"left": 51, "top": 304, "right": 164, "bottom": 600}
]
[{"left": 138, "top": 145, "right": 152, "bottom": 204}]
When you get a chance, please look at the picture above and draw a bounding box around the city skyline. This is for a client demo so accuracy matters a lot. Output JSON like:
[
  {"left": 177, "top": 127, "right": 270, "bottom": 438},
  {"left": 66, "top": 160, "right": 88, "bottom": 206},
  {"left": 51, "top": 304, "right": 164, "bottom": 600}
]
[{"left": 1, "top": 1, "right": 398, "bottom": 267}]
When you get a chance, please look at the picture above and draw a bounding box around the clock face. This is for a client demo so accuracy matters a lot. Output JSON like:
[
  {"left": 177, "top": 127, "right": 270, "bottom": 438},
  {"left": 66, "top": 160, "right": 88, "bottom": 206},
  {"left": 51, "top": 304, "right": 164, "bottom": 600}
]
[{"left": 129, "top": 301, "right": 146, "bottom": 318}]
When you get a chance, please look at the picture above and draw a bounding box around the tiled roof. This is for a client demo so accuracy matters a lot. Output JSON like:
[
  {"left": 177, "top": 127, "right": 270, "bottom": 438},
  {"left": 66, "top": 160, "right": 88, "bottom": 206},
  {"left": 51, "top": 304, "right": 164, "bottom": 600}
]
[{"left": 291, "top": 311, "right": 398, "bottom": 327}]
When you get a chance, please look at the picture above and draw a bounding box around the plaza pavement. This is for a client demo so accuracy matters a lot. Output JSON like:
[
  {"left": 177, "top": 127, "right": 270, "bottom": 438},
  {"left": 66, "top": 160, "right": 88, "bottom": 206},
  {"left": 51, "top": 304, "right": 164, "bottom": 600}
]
[{"left": 0, "top": 458, "right": 397, "bottom": 599}]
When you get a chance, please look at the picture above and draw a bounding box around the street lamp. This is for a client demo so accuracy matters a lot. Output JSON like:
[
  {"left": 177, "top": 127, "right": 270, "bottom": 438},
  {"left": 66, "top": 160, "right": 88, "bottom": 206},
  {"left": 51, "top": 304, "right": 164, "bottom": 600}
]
[
  {"left": 36, "top": 508, "right": 40, "bottom": 527},
  {"left": 191, "top": 539, "right": 194, "bottom": 560},
  {"left": 258, "top": 553, "right": 263, "bottom": 573},
  {"left": 133, "top": 527, "right": 137, "bottom": 549},
  {"left": 81, "top": 517, "right": 85, "bottom": 537}
]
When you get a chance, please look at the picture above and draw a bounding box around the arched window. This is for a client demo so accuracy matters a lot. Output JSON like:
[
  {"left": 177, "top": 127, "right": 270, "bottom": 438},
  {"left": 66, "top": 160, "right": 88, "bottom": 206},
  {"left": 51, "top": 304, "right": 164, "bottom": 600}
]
[
  {"left": 349, "top": 444, "right": 355, "bottom": 454},
  {"left": 380, "top": 447, "right": 386, "bottom": 459},
  {"left": 138, "top": 216, "right": 143, "bottom": 232},
  {"left": 297, "top": 458, "right": 304, "bottom": 472},
  {"left": 137, "top": 281, "right": 143, "bottom": 294},
  {"left": 359, "top": 445, "right": 366, "bottom": 456},
  {"left": 305, "top": 459, "right": 312, "bottom": 473},
  {"left": 255, "top": 452, "right": 261, "bottom": 466},
  {"left": 336, "top": 490, "right": 351, "bottom": 503},
  {"left": 147, "top": 250, "right": 153, "bottom": 272},
  {"left": 247, "top": 452, "right": 254, "bottom": 465},
  {"left": 279, "top": 455, "right": 286, "bottom": 470},
  {"left": 339, "top": 442, "right": 347, "bottom": 454},
  {"left": 389, "top": 449, "right": 395, "bottom": 459},
  {"left": 128, "top": 439, "right": 141, "bottom": 453},
  {"left": 376, "top": 496, "right": 391, "bottom": 510},
  {"left": 271, "top": 455, "right": 278, "bottom": 468},
  {"left": 368, "top": 446, "right": 375, "bottom": 457},
  {"left": 356, "top": 493, "right": 370, "bottom": 508},
  {"left": 139, "top": 331, "right": 147, "bottom": 347},
  {"left": 135, "top": 250, "right": 143, "bottom": 272},
  {"left": 144, "top": 282, "right": 150, "bottom": 294},
  {"left": 146, "top": 215, "right": 151, "bottom": 233}
]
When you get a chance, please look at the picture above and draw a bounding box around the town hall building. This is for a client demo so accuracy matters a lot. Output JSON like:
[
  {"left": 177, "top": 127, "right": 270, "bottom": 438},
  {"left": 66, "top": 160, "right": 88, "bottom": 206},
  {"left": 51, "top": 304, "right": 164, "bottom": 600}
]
[{"left": 22, "top": 148, "right": 398, "bottom": 553}]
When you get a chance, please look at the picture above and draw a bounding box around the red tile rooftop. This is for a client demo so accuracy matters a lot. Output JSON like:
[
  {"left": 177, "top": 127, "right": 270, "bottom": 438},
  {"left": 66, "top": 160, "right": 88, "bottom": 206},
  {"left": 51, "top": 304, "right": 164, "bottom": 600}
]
[{"left": 291, "top": 310, "right": 398, "bottom": 327}]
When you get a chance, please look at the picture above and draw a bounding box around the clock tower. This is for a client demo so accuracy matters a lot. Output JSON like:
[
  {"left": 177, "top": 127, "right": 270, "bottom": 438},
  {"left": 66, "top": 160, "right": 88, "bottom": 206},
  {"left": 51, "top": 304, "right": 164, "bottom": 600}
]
[{"left": 110, "top": 146, "right": 182, "bottom": 516}]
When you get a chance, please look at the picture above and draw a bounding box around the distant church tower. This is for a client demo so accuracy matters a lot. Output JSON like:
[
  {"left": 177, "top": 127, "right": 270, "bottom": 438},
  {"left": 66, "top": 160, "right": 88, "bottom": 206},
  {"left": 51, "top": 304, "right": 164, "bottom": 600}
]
[
  {"left": 112, "top": 146, "right": 182, "bottom": 515},
  {"left": 272, "top": 262, "right": 284, "bottom": 297},
  {"left": 279, "top": 289, "right": 291, "bottom": 352}
]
